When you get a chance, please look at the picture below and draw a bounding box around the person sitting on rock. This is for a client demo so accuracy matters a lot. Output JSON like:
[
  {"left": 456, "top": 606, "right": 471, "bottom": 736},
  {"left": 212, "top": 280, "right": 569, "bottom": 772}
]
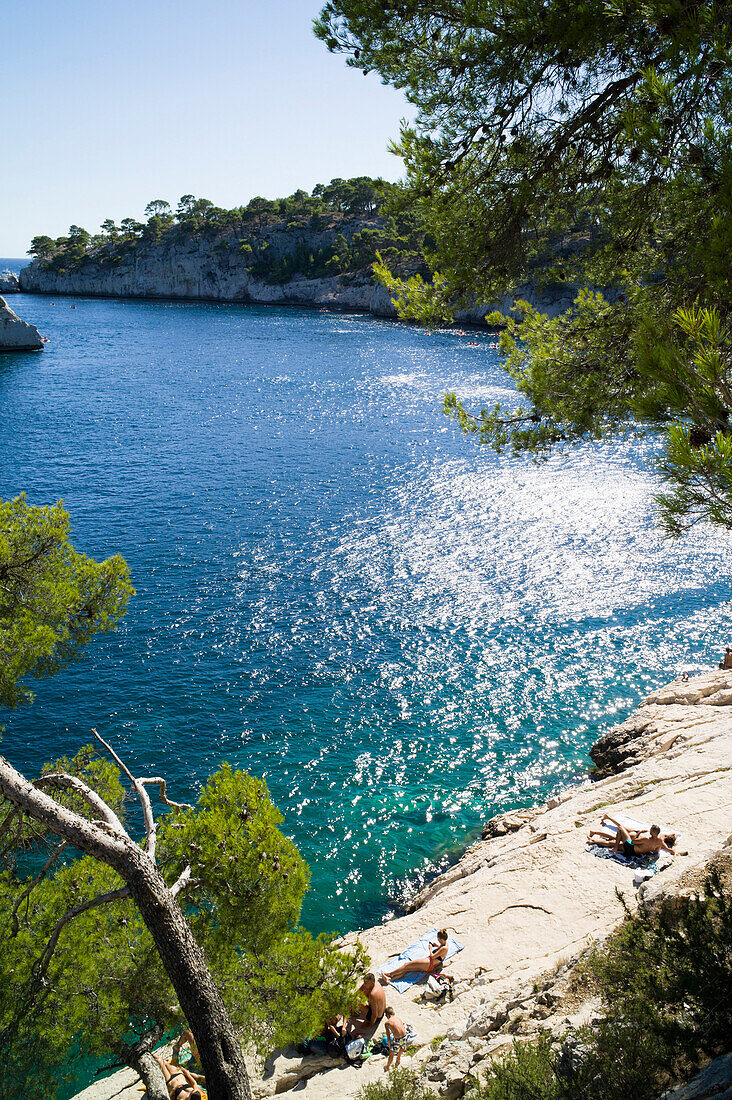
[
  {"left": 381, "top": 930, "right": 449, "bottom": 985},
  {"left": 383, "top": 1007, "right": 407, "bottom": 1072},
  {"left": 349, "top": 972, "right": 386, "bottom": 1034},
  {"left": 588, "top": 815, "right": 676, "bottom": 858},
  {"left": 324, "top": 1013, "right": 348, "bottom": 1055}
]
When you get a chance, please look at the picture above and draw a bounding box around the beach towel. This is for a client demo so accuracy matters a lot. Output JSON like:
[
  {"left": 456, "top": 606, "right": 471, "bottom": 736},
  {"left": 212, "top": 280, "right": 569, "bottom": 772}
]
[
  {"left": 586, "top": 843, "right": 674, "bottom": 875},
  {"left": 376, "top": 929, "right": 463, "bottom": 993}
]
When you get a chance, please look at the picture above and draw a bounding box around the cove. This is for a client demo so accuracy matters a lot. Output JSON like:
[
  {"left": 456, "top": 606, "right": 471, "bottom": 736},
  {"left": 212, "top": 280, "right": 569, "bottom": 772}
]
[{"left": 1, "top": 293, "right": 730, "bottom": 934}]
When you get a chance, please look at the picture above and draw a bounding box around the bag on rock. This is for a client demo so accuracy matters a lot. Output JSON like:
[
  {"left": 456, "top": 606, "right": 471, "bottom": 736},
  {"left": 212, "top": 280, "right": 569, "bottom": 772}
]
[{"left": 345, "top": 1037, "right": 365, "bottom": 1063}]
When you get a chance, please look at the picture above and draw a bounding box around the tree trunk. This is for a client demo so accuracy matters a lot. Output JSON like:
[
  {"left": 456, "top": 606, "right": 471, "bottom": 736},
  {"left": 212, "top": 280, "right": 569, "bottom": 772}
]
[
  {"left": 131, "top": 1052, "right": 168, "bottom": 1100},
  {"left": 120, "top": 846, "right": 252, "bottom": 1100},
  {"left": 0, "top": 754, "right": 252, "bottom": 1100},
  {"left": 125, "top": 1026, "right": 167, "bottom": 1100}
]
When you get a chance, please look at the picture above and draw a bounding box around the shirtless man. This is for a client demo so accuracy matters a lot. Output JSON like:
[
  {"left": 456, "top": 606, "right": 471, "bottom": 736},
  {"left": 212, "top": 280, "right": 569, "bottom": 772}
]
[
  {"left": 349, "top": 972, "right": 386, "bottom": 1035},
  {"left": 384, "top": 1007, "right": 407, "bottom": 1071},
  {"left": 588, "top": 815, "right": 676, "bottom": 858}
]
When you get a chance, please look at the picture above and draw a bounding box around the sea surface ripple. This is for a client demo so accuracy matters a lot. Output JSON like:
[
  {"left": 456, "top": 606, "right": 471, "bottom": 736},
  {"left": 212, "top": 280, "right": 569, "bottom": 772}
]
[{"left": 2, "top": 290, "right": 730, "bottom": 932}]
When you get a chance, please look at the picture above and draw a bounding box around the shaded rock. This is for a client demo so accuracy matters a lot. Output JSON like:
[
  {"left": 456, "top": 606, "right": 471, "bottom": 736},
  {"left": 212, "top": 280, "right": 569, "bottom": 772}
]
[
  {"left": 465, "top": 1003, "right": 508, "bottom": 1038},
  {"left": 482, "top": 809, "right": 535, "bottom": 839},
  {"left": 0, "top": 295, "right": 43, "bottom": 351},
  {"left": 555, "top": 1037, "right": 592, "bottom": 1081},
  {"left": 255, "top": 1046, "right": 344, "bottom": 1097},
  {"left": 662, "top": 1053, "right": 732, "bottom": 1100},
  {"left": 590, "top": 671, "right": 732, "bottom": 778}
]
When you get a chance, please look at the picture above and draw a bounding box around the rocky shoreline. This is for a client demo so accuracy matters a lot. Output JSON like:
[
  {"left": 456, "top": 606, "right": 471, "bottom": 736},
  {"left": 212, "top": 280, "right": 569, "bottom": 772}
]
[
  {"left": 74, "top": 668, "right": 732, "bottom": 1100},
  {"left": 0, "top": 294, "right": 44, "bottom": 351},
  {"left": 18, "top": 249, "right": 585, "bottom": 325}
]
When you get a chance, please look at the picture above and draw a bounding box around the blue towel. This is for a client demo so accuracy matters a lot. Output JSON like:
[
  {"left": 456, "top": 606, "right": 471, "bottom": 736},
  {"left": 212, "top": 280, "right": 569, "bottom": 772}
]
[
  {"left": 586, "top": 844, "right": 672, "bottom": 874},
  {"left": 377, "top": 929, "right": 463, "bottom": 993}
]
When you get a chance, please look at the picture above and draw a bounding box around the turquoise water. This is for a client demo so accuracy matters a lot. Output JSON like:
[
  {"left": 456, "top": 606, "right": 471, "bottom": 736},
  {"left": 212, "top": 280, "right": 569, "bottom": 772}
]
[{"left": 2, "top": 290, "right": 731, "bottom": 934}]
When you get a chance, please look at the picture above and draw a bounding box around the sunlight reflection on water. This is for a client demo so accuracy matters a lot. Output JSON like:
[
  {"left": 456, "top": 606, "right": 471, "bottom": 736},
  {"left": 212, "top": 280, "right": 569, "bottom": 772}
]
[{"left": 1, "top": 298, "right": 730, "bottom": 932}]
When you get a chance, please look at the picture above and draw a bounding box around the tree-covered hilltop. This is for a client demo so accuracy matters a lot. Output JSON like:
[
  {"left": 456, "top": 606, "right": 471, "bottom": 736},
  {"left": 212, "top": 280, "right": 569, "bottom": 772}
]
[{"left": 27, "top": 177, "right": 427, "bottom": 287}]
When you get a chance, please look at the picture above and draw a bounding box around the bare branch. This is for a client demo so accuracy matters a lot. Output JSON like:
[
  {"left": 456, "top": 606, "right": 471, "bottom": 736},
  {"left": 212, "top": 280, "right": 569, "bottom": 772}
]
[
  {"left": 138, "top": 777, "right": 193, "bottom": 812},
  {"left": 92, "top": 729, "right": 158, "bottom": 861},
  {"left": 170, "top": 864, "right": 193, "bottom": 898},
  {"left": 36, "top": 772, "right": 127, "bottom": 836},
  {"left": 9, "top": 840, "right": 68, "bottom": 934}
]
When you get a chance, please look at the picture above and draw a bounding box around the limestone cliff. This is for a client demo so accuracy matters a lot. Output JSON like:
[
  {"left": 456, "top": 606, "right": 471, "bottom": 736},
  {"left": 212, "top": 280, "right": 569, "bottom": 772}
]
[
  {"left": 0, "top": 295, "right": 43, "bottom": 351},
  {"left": 0, "top": 271, "right": 20, "bottom": 293},
  {"left": 19, "top": 229, "right": 584, "bottom": 322},
  {"left": 73, "top": 668, "right": 732, "bottom": 1100}
]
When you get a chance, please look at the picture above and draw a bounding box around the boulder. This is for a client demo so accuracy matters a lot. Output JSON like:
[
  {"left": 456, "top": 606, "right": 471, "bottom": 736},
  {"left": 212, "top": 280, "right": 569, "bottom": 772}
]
[
  {"left": 590, "top": 671, "right": 732, "bottom": 778},
  {"left": 255, "top": 1046, "right": 344, "bottom": 1097},
  {"left": 0, "top": 295, "right": 43, "bottom": 351},
  {"left": 661, "top": 1053, "right": 732, "bottom": 1100},
  {"left": 0, "top": 270, "right": 20, "bottom": 292}
]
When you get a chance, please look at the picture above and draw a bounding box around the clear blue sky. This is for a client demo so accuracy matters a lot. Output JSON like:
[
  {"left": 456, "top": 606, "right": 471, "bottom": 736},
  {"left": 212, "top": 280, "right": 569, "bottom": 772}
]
[{"left": 2, "top": 0, "right": 411, "bottom": 256}]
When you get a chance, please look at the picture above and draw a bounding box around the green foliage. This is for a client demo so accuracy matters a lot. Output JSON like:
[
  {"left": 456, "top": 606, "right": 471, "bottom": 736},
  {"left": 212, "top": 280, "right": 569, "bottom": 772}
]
[
  {"left": 472, "top": 1034, "right": 558, "bottom": 1100},
  {"left": 0, "top": 495, "right": 133, "bottom": 708},
  {"left": 27, "top": 178, "right": 420, "bottom": 287},
  {"left": 317, "top": 0, "right": 732, "bottom": 534},
  {"left": 463, "top": 869, "right": 732, "bottom": 1100},
  {"left": 0, "top": 753, "right": 367, "bottom": 1097},
  {"left": 357, "top": 1067, "right": 435, "bottom": 1100},
  {"left": 161, "top": 763, "right": 367, "bottom": 1052}
]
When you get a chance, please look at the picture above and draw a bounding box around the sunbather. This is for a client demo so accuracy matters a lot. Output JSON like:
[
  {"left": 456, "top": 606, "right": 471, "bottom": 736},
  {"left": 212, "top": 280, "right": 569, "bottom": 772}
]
[
  {"left": 587, "top": 815, "right": 676, "bottom": 857},
  {"left": 349, "top": 972, "right": 386, "bottom": 1034},
  {"left": 381, "top": 929, "right": 449, "bottom": 985},
  {"left": 153, "top": 1053, "right": 202, "bottom": 1100}
]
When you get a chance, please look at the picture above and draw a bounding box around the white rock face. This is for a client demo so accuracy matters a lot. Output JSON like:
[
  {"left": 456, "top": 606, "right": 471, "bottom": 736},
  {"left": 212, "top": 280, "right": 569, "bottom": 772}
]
[
  {"left": 71, "top": 670, "right": 732, "bottom": 1100},
  {"left": 19, "top": 242, "right": 588, "bottom": 323},
  {"left": 0, "top": 295, "right": 43, "bottom": 350},
  {"left": 0, "top": 270, "right": 20, "bottom": 292}
]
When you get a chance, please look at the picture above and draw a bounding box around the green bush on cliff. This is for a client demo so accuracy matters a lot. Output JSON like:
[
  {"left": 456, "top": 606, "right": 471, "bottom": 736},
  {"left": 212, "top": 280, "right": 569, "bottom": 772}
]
[
  {"left": 358, "top": 871, "right": 732, "bottom": 1100},
  {"left": 358, "top": 1068, "right": 435, "bottom": 1100},
  {"left": 26, "top": 177, "right": 418, "bottom": 285}
]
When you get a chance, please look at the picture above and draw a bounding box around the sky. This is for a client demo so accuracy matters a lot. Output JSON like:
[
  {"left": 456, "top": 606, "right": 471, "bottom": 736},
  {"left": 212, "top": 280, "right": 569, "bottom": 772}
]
[{"left": 2, "top": 0, "right": 412, "bottom": 256}]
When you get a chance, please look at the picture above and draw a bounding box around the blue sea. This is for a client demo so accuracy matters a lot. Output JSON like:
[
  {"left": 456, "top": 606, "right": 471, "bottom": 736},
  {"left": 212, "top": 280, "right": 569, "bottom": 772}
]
[{"left": 1, "top": 281, "right": 731, "bottom": 934}]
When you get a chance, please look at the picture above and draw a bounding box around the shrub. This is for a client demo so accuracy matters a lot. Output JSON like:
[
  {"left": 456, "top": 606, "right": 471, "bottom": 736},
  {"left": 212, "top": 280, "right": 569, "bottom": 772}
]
[
  {"left": 357, "top": 1067, "right": 435, "bottom": 1100},
  {"left": 470, "top": 869, "right": 732, "bottom": 1100}
]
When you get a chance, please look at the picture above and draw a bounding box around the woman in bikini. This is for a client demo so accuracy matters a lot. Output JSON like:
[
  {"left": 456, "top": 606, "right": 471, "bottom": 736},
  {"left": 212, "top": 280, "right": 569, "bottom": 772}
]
[
  {"left": 381, "top": 929, "right": 449, "bottom": 985},
  {"left": 154, "top": 1053, "right": 203, "bottom": 1100}
]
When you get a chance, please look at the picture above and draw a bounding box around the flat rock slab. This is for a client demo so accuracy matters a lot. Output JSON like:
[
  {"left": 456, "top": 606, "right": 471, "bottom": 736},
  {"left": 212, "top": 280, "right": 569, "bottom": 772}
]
[{"left": 70, "top": 671, "right": 732, "bottom": 1100}]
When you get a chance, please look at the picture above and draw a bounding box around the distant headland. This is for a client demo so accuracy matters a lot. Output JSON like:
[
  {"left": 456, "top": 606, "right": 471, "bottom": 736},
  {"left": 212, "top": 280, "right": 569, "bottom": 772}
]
[{"left": 19, "top": 181, "right": 582, "bottom": 323}]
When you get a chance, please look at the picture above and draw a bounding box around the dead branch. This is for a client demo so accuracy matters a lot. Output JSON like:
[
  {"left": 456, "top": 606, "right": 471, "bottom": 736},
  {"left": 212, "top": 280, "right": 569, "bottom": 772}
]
[
  {"left": 138, "top": 777, "right": 193, "bottom": 812},
  {"left": 36, "top": 772, "right": 127, "bottom": 835},
  {"left": 170, "top": 865, "right": 193, "bottom": 898},
  {"left": 92, "top": 729, "right": 158, "bottom": 861}
]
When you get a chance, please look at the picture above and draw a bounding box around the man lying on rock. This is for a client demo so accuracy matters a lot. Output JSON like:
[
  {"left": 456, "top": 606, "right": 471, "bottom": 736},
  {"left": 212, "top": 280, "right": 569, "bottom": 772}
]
[{"left": 587, "top": 814, "right": 676, "bottom": 859}]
